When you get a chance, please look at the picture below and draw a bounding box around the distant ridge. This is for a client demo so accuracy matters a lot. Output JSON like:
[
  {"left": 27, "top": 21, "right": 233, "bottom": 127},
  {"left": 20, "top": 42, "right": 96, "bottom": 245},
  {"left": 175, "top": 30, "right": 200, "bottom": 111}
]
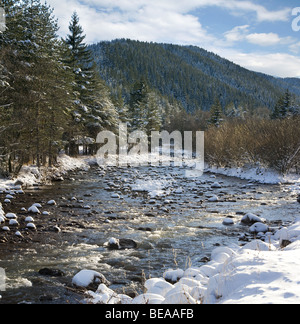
[{"left": 90, "top": 39, "right": 300, "bottom": 112}]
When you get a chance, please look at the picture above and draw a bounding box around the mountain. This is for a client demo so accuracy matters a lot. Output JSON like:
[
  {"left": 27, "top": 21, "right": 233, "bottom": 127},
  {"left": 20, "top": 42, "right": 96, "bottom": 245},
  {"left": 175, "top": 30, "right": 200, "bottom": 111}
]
[{"left": 89, "top": 39, "right": 300, "bottom": 112}]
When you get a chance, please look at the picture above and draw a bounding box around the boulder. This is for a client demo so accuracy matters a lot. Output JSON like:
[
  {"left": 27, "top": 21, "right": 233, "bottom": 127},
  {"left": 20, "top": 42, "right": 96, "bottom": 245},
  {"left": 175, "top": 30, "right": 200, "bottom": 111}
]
[
  {"left": 223, "top": 218, "right": 234, "bottom": 226},
  {"left": 249, "top": 222, "right": 269, "bottom": 234},
  {"left": 241, "top": 213, "right": 265, "bottom": 225},
  {"left": 107, "top": 237, "right": 138, "bottom": 250},
  {"left": 39, "top": 268, "right": 65, "bottom": 277},
  {"left": 72, "top": 269, "right": 110, "bottom": 291}
]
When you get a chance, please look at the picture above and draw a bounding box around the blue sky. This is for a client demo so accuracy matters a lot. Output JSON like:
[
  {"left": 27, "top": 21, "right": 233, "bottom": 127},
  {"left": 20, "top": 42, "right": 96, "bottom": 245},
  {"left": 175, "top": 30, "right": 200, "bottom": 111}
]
[{"left": 47, "top": 0, "right": 300, "bottom": 78}]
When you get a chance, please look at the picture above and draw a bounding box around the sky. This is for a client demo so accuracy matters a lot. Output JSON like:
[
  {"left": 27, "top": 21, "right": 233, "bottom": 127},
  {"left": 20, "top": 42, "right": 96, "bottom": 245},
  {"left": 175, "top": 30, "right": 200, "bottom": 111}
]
[{"left": 45, "top": 0, "right": 300, "bottom": 78}]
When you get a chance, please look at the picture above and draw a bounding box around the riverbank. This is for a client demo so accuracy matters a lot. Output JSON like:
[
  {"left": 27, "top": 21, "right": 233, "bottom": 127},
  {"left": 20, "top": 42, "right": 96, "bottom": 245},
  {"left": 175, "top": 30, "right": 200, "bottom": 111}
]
[
  {"left": 0, "top": 155, "right": 299, "bottom": 304},
  {"left": 83, "top": 217, "right": 300, "bottom": 304}
]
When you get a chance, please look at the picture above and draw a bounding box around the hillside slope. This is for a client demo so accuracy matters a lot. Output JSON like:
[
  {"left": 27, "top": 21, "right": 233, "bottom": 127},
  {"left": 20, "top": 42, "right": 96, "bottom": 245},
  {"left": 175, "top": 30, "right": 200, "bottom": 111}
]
[{"left": 90, "top": 39, "right": 300, "bottom": 112}]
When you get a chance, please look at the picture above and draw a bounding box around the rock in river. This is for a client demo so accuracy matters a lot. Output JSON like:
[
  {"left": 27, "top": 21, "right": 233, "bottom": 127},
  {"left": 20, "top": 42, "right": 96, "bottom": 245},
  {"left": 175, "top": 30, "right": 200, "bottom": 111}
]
[
  {"left": 72, "top": 269, "right": 111, "bottom": 291},
  {"left": 39, "top": 268, "right": 65, "bottom": 277},
  {"left": 106, "top": 237, "right": 138, "bottom": 250}
]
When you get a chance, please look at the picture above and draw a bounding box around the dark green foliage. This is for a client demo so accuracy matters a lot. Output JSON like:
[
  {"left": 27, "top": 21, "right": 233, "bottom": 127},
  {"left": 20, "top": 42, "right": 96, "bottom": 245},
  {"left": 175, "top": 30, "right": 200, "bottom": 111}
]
[
  {"left": 89, "top": 39, "right": 300, "bottom": 113},
  {"left": 209, "top": 98, "right": 223, "bottom": 127}
]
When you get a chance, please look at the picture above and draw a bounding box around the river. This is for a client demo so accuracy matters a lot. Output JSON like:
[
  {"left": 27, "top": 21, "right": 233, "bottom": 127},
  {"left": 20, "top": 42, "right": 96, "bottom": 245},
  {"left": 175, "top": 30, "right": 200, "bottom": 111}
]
[{"left": 0, "top": 164, "right": 298, "bottom": 304}]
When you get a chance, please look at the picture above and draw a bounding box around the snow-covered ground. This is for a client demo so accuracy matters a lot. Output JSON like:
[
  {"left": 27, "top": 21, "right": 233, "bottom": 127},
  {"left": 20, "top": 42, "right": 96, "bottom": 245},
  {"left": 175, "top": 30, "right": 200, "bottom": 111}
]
[
  {"left": 81, "top": 218, "right": 300, "bottom": 304},
  {"left": 206, "top": 164, "right": 300, "bottom": 186},
  {"left": 0, "top": 155, "right": 90, "bottom": 191}
]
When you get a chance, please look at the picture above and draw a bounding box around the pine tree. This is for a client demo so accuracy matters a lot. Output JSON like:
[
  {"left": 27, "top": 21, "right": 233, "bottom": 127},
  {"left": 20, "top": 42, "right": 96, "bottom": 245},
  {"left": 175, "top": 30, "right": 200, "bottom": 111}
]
[
  {"left": 272, "top": 90, "right": 292, "bottom": 120},
  {"left": 129, "top": 79, "right": 149, "bottom": 131},
  {"left": 0, "top": 0, "right": 75, "bottom": 170},
  {"left": 145, "top": 92, "right": 162, "bottom": 133},
  {"left": 209, "top": 98, "right": 223, "bottom": 127},
  {"left": 64, "top": 12, "right": 119, "bottom": 155}
]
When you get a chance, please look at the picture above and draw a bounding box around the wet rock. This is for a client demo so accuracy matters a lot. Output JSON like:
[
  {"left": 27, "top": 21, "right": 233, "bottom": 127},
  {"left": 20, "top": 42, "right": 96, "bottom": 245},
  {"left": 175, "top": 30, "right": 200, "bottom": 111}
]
[
  {"left": 39, "top": 268, "right": 65, "bottom": 277},
  {"left": 281, "top": 240, "right": 292, "bottom": 249},
  {"left": 222, "top": 218, "right": 234, "bottom": 226},
  {"left": 211, "top": 182, "right": 222, "bottom": 189},
  {"left": 208, "top": 195, "right": 219, "bottom": 202},
  {"left": 107, "top": 237, "right": 138, "bottom": 250},
  {"left": 138, "top": 227, "right": 152, "bottom": 232}
]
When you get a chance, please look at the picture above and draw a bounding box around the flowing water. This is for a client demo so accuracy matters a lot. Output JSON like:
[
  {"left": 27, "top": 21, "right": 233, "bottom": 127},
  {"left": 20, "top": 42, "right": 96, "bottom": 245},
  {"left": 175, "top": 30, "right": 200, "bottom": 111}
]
[{"left": 0, "top": 165, "right": 298, "bottom": 304}]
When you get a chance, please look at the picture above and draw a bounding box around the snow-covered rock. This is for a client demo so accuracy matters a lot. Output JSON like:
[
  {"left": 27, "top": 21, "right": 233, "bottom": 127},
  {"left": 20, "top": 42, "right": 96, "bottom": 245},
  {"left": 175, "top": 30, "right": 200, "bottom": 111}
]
[
  {"left": 223, "top": 218, "right": 234, "bottom": 226},
  {"left": 241, "top": 213, "right": 265, "bottom": 225},
  {"left": 145, "top": 278, "right": 174, "bottom": 297},
  {"left": 6, "top": 213, "right": 17, "bottom": 219},
  {"left": 32, "top": 203, "right": 42, "bottom": 208},
  {"left": 9, "top": 219, "right": 19, "bottom": 226},
  {"left": 211, "top": 182, "right": 222, "bottom": 189},
  {"left": 163, "top": 269, "right": 184, "bottom": 283},
  {"left": 208, "top": 195, "right": 219, "bottom": 202},
  {"left": 28, "top": 206, "right": 41, "bottom": 214},
  {"left": 249, "top": 222, "right": 269, "bottom": 234},
  {"left": 26, "top": 223, "right": 36, "bottom": 230},
  {"left": 72, "top": 270, "right": 110, "bottom": 289}
]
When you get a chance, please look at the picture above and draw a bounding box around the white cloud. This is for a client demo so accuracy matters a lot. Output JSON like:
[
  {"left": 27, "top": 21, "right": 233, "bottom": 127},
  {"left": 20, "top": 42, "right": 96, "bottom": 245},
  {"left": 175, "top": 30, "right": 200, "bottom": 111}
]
[
  {"left": 44, "top": 0, "right": 300, "bottom": 78},
  {"left": 46, "top": 0, "right": 292, "bottom": 43},
  {"left": 224, "top": 25, "right": 250, "bottom": 43},
  {"left": 224, "top": 26, "right": 295, "bottom": 48},
  {"left": 219, "top": 50, "right": 300, "bottom": 78},
  {"left": 246, "top": 33, "right": 293, "bottom": 47}
]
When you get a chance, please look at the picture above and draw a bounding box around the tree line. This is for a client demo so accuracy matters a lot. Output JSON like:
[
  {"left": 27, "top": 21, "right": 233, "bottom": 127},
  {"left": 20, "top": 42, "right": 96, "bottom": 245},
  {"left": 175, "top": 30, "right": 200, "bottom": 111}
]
[
  {"left": 0, "top": 1, "right": 167, "bottom": 175},
  {"left": 1, "top": 0, "right": 299, "bottom": 176}
]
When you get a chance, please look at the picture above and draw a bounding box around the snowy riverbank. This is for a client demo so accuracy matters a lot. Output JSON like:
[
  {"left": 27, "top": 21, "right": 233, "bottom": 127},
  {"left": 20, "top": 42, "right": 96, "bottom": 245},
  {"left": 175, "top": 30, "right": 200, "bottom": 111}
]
[
  {"left": 81, "top": 218, "right": 300, "bottom": 304},
  {"left": 0, "top": 155, "right": 90, "bottom": 190},
  {"left": 1, "top": 155, "right": 300, "bottom": 304},
  {"left": 205, "top": 164, "right": 300, "bottom": 186}
]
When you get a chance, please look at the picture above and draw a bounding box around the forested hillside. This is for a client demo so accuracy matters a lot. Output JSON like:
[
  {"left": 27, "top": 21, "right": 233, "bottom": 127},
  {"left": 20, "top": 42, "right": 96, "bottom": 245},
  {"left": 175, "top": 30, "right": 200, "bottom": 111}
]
[{"left": 90, "top": 39, "right": 300, "bottom": 112}]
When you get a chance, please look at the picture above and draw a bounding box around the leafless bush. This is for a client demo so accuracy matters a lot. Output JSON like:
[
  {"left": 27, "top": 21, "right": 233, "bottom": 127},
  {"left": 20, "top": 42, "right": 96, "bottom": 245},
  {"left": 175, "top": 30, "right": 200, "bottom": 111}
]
[{"left": 205, "top": 117, "right": 300, "bottom": 174}]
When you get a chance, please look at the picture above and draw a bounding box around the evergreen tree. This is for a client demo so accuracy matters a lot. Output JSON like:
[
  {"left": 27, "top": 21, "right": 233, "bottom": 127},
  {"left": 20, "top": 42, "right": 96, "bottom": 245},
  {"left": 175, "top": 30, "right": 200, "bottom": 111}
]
[
  {"left": 272, "top": 90, "right": 292, "bottom": 119},
  {"left": 64, "top": 12, "right": 119, "bottom": 155},
  {"left": 145, "top": 92, "right": 162, "bottom": 133},
  {"left": 209, "top": 98, "right": 223, "bottom": 127},
  {"left": 129, "top": 79, "right": 149, "bottom": 131},
  {"left": 0, "top": 0, "right": 75, "bottom": 171}
]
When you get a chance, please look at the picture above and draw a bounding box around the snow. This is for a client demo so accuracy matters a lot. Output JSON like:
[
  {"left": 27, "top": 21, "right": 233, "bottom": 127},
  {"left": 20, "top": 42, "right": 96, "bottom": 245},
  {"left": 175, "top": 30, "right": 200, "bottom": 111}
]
[
  {"left": 6, "top": 213, "right": 17, "bottom": 219},
  {"left": 241, "top": 213, "right": 265, "bottom": 225},
  {"left": 26, "top": 223, "right": 36, "bottom": 230},
  {"left": 85, "top": 218, "right": 300, "bottom": 304},
  {"left": 206, "top": 164, "right": 300, "bottom": 185},
  {"left": 0, "top": 154, "right": 90, "bottom": 190},
  {"left": 72, "top": 270, "right": 105, "bottom": 288},
  {"left": 28, "top": 206, "right": 41, "bottom": 214},
  {"left": 130, "top": 178, "right": 172, "bottom": 198},
  {"left": 249, "top": 222, "right": 269, "bottom": 234}
]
